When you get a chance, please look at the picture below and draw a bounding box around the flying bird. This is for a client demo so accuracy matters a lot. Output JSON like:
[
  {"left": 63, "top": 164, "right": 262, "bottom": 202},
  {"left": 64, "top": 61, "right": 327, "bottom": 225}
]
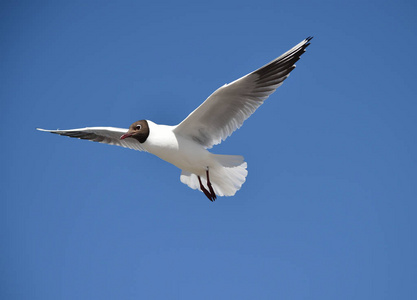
[{"left": 38, "top": 37, "right": 312, "bottom": 201}]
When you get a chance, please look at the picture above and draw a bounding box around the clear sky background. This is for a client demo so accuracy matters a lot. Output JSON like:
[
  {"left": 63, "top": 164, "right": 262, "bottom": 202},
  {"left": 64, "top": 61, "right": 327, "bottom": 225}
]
[{"left": 2, "top": 1, "right": 416, "bottom": 299}]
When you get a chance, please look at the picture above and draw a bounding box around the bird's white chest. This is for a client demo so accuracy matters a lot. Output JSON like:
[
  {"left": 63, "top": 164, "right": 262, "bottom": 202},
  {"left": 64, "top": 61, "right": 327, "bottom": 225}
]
[{"left": 142, "top": 123, "right": 210, "bottom": 173}]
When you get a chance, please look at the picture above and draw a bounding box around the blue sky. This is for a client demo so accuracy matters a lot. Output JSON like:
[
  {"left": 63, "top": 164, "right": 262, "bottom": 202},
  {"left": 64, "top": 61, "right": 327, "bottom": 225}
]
[{"left": 2, "top": 0, "right": 416, "bottom": 299}]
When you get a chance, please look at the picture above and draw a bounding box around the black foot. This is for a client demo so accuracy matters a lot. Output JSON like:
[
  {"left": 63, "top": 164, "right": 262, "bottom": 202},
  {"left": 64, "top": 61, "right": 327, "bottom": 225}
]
[
  {"left": 206, "top": 169, "right": 217, "bottom": 201},
  {"left": 198, "top": 174, "right": 216, "bottom": 202}
]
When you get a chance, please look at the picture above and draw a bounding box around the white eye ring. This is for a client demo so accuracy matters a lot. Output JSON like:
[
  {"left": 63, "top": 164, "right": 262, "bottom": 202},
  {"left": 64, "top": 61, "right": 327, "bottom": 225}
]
[{"left": 136, "top": 125, "right": 141, "bottom": 130}]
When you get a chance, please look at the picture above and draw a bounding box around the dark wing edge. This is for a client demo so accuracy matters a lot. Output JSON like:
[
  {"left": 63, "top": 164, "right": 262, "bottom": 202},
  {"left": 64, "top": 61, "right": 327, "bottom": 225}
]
[
  {"left": 36, "top": 127, "right": 145, "bottom": 151},
  {"left": 251, "top": 36, "right": 313, "bottom": 96}
]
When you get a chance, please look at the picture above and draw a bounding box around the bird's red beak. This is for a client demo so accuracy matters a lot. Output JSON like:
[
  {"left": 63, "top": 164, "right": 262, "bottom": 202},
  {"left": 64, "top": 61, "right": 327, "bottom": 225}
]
[{"left": 120, "top": 133, "right": 132, "bottom": 140}]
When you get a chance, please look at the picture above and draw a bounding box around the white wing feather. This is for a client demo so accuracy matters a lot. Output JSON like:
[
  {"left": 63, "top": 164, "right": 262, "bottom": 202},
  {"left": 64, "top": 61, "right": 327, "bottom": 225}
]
[
  {"left": 36, "top": 127, "right": 146, "bottom": 151},
  {"left": 174, "top": 37, "right": 312, "bottom": 149}
]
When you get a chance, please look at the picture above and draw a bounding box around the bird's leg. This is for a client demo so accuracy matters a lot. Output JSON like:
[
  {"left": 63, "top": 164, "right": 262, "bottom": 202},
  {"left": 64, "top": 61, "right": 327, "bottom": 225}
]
[
  {"left": 198, "top": 175, "right": 214, "bottom": 202},
  {"left": 206, "top": 168, "right": 217, "bottom": 201}
]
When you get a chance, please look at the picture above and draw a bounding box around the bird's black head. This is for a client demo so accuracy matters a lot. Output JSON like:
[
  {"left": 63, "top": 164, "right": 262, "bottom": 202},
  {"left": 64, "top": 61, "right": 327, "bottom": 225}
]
[{"left": 120, "top": 120, "right": 150, "bottom": 143}]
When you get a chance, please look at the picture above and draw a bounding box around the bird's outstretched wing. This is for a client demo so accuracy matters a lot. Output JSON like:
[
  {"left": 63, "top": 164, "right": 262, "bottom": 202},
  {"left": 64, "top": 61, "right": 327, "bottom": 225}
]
[
  {"left": 37, "top": 127, "right": 146, "bottom": 151},
  {"left": 174, "top": 37, "right": 312, "bottom": 149}
]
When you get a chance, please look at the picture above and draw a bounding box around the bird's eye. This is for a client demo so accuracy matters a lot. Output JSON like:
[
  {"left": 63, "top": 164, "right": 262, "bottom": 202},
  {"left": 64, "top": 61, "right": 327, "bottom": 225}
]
[{"left": 136, "top": 125, "right": 142, "bottom": 130}]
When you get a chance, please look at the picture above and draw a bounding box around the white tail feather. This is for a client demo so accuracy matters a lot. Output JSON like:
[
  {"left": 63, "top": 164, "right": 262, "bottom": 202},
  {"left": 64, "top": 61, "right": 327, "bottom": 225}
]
[{"left": 180, "top": 154, "right": 248, "bottom": 197}]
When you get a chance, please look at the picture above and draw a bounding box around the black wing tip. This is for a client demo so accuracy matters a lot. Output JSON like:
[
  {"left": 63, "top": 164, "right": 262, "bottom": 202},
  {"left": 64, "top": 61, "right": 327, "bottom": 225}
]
[
  {"left": 36, "top": 128, "right": 59, "bottom": 134},
  {"left": 304, "top": 36, "right": 314, "bottom": 47},
  {"left": 253, "top": 36, "right": 313, "bottom": 83}
]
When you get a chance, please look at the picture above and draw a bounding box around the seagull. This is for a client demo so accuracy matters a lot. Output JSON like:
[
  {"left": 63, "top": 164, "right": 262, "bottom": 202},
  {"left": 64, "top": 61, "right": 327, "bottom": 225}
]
[{"left": 38, "top": 37, "right": 312, "bottom": 201}]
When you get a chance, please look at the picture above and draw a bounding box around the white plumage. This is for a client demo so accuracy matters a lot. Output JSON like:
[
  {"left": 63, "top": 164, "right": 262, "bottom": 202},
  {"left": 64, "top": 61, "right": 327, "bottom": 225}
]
[{"left": 37, "top": 37, "right": 312, "bottom": 201}]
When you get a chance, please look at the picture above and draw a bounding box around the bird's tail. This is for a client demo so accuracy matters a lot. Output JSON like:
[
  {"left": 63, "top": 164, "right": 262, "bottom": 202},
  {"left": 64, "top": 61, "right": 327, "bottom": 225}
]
[{"left": 180, "top": 154, "right": 248, "bottom": 197}]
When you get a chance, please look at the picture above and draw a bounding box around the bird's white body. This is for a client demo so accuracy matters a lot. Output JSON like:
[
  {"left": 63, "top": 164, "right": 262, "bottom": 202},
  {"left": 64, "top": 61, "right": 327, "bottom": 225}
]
[
  {"left": 143, "top": 121, "right": 247, "bottom": 196},
  {"left": 37, "top": 37, "right": 312, "bottom": 200},
  {"left": 143, "top": 121, "right": 208, "bottom": 174}
]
